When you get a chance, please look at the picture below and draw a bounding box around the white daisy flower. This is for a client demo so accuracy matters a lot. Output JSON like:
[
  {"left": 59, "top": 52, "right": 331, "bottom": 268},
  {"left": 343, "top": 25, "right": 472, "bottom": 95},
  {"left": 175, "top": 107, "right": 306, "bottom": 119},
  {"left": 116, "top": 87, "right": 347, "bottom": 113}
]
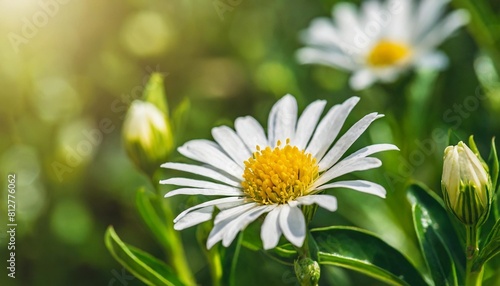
[
  {"left": 161, "top": 95, "right": 398, "bottom": 250},
  {"left": 297, "top": 0, "right": 469, "bottom": 90}
]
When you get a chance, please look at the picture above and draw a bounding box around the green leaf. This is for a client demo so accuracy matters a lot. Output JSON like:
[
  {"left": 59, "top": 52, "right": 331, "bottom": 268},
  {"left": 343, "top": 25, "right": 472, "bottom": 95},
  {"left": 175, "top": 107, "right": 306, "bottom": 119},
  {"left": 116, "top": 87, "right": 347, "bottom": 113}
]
[
  {"left": 407, "top": 183, "right": 465, "bottom": 285},
  {"left": 474, "top": 219, "right": 500, "bottom": 271},
  {"left": 104, "top": 226, "right": 184, "bottom": 286},
  {"left": 144, "top": 72, "right": 169, "bottom": 116},
  {"left": 136, "top": 188, "right": 170, "bottom": 250},
  {"left": 488, "top": 137, "right": 498, "bottom": 192},
  {"left": 413, "top": 202, "right": 458, "bottom": 285},
  {"left": 311, "top": 226, "right": 427, "bottom": 286}
]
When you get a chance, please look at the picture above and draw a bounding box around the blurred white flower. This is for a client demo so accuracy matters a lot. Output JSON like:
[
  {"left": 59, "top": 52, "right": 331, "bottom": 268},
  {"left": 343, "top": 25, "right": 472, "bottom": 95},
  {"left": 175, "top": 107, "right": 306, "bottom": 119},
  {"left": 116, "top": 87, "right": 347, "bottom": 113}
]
[
  {"left": 161, "top": 95, "right": 398, "bottom": 250},
  {"left": 297, "top": 0, "right": 469, "bottom": 90}
]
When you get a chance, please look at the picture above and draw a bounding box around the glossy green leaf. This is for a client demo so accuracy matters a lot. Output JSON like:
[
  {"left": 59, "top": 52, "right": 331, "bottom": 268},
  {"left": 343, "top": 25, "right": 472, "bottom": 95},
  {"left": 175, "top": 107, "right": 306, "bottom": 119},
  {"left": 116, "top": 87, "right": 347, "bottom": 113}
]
[
  {"left": 311, "top": 226, "right": 427, "bottom": 286},
  {"left": 136, "top": 188, "right": 170, "bottom": 250},
  {"left": 143, "top": 72, "right": 169, "bottom": 116},
  {"left": 104, "top": 226, "right": 184, "bottom": 286},
  {"left": 413, "top": 202, "right": 457, "bottom": 285},
  {"left": 474, "top": 219, "right": 500, "bottom": 271},
  {"left": 407, "top": 183, "right": 465, "bottom": 285}
]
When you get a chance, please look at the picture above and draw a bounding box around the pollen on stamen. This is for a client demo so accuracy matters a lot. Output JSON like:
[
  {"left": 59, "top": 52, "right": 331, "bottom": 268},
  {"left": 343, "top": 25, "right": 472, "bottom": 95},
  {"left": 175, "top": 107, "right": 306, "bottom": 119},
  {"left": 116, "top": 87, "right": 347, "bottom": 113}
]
[{"left": 242, "top": 138, "right": 319, "bottom": 205}]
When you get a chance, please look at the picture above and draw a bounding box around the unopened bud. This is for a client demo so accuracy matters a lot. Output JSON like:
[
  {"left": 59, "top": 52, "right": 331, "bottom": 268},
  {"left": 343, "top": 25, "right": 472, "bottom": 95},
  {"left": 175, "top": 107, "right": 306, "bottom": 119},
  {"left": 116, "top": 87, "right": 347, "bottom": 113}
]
[
  {"left": 123, "top": 100, "right": 173, "bottom": 175},
  {"left": 294, "top": 257, "right": 320, "bottom": 286},
  {"left": 441, "top": 141, "right": 491, "bottom": 227}
]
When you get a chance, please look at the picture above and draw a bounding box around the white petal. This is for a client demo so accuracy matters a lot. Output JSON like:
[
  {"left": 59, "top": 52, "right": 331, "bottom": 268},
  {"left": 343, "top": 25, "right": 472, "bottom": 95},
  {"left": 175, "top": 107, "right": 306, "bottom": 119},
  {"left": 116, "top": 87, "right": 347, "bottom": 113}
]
[
  {"left": 161, "top": 178, "right": 240, "bottom": 193},
  {"left": 261, "top": 207, "right": 282, "bottom": 250},
  {"left": 296, "top": 47, "right": 356, "bottom": 71},
  {"left": 268, "top": 94, "right": 298, "bottom": 146},
  {"left": 343, "top": 144, "right": 399, "bottom": 163},
  {"left": 385, "top": 0, "right": 413, "bottom": 41},
  {"left": 300, "top": 18, "right": 342, "bottom": 48},
  {"left": 165, "top": 188, "right": 244, "bottom": 197},
  {"left": 212, "top": 126, "right": 251, "bottom": 167},
  {"left": 161, "top": 162, "right": 241, "bottom": 187},
  {"left": 306, "top": 96, "right": 360, "bottom": 160},
  {"left": 333, "top": 3, "right": 362, "bottom": 41},
  {"left": 214, "top": 202, "right": 257, "bottom": 224},
  {"left": 291, "top": 100, "right": 327, "bottom": 149},
  {"left": 313, "top": 157, "right": 382, "bottom": 188},
  {"left": 178, "top": 139, "right": 243, "bottom": 179},
  {"left": 319, "top": 113, "right": 384, "bottom": 171},
  {"left": 296, "top": 194, "right": 338, "bottom": 212},
  {"left": 414, "top": 0, "right": 449, "bottom": 39},
  {"left": 172, "top": 197, "right": 244, "bottom": 223},
  {"left": 174, "top": 206, "right": 214, "bottom": 230},
  {"left": 349, "top": 69, "right": 376, "bottom": 90},
  {"left": 234, "top": 116, "right": 268, "bottom": 152},
  {"left": 418, "top": 10, "right": 469, "bottom": 52},
  {"left": 279, "top": 204, "right": 306, "bottom": 247},
  {"left": 206, "top": 204, "right": 264, "bottom": 249},
  {"left": 415, "top": 51, "right": 448, "bottom": 70},
  {"left": 207, "top": 216, "right": 234, "bottom": 249},
  {"left": 222, "top": 205, "right": 272, "bottom": 247},
  {"left": 315, "top": 180, "right": 387, "bottom": 198}
]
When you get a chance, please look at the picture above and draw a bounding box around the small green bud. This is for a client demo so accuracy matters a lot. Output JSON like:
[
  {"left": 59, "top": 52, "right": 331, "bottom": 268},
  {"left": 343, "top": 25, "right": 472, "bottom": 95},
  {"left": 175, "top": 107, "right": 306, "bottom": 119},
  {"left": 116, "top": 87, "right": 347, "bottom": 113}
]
[
  {"left": 441, "top": 141, "right": 492, "bottom": 227},
  {"left": 294, "top": 257, "right": 320, "bottom": 286},
  {"left": 123, "top": 100, "right": 173, "bottom": 175}
]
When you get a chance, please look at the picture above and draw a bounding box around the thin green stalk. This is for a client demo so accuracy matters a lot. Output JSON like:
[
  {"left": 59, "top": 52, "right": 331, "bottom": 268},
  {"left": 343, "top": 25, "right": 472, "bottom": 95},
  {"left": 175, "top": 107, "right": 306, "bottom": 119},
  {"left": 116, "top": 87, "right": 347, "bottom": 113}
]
[
  {"left": 229, "top": 233, "right": 243, "bottom": 286},
  {"left": 465, "top": 226, "right": 483, "bottom": 286},
  {"left": 294, "top": 212, "right": 320, "bottom": 286},
  {"left": 151, "top": 173, "right": 197, "bottom": 286},
  {"left": 207, "top": 247, "right": 223, "bottom": 286}
]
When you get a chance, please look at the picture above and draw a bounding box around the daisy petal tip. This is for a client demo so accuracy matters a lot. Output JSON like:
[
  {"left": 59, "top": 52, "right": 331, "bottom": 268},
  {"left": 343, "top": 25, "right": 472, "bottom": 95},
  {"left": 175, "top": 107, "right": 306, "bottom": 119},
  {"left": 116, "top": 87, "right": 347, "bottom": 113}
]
[{"left": 173, "top": 223, "right": 186, "bottom": 231}]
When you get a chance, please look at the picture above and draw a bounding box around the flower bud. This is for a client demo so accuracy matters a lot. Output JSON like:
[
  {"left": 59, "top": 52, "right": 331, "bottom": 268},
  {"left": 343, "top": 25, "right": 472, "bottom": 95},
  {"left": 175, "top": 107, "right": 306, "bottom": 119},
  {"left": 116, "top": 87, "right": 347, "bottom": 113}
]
[
  {"left": 123, "top": 100, "right": 173, "bottom": 175},
  {"left": 441, "top": 141, "right": 491, "bottom": 227},
  {"left": 294, "top": 257, "right": 320, "bottom": 286}
]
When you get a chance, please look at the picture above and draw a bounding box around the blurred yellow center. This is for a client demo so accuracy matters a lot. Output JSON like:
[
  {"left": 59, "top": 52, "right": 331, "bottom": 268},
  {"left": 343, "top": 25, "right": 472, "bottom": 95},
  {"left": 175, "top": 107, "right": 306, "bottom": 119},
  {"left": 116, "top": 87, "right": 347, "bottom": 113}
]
[
  {"left": 367, "top": 40, "right": 410, "bottom": 67},
  {"left": 242, "top": 139, "right": 319, "bottom": 205}
]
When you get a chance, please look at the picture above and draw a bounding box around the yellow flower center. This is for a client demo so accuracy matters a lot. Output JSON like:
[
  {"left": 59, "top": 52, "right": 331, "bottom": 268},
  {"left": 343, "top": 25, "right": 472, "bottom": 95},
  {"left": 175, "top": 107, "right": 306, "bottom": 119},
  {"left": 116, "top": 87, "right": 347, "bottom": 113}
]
[
  {"left": 367, "top": 40, "right": 411, "bottom": 67},
  {"left": 242, "top": 139, "right": 319, "bottom": 205}
]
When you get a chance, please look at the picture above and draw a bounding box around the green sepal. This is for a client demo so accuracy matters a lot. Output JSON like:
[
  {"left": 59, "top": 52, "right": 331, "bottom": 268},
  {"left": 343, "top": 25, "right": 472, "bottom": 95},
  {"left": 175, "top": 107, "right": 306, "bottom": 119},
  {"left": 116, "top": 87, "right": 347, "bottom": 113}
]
[
  {"left": 488, "top": 137, "right": 499, "bottom": 193},
  {"left": 104, "top": 226, "right": 184, "bottom": 286},
  {"left": 143, "top": 72, "right": 169, "bottom": 116}
]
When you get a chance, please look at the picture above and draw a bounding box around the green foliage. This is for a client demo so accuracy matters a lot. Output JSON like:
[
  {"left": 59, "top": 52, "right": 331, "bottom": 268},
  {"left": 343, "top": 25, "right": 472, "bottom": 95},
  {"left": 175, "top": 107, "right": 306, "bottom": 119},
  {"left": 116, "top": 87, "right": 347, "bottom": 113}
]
[
  {"left": 135, "top": 188, "right": 170, "bottom": 249},
  {"left": 407, "top": 183, "right": 466, "bottom": 282},
  {"left": 104, "top": 226, "right": 184, "bottom": 286},
  {"left": 311, "top": 226, "right": 427, "bottom": 286}
]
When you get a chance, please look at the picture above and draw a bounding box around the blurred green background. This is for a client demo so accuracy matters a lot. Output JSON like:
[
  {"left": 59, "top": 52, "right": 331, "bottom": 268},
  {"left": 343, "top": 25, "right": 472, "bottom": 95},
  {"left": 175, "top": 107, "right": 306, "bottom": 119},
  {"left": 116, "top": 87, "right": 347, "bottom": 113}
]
[{"left": 0, "top": 0, "right": 499, "bottom": 285}]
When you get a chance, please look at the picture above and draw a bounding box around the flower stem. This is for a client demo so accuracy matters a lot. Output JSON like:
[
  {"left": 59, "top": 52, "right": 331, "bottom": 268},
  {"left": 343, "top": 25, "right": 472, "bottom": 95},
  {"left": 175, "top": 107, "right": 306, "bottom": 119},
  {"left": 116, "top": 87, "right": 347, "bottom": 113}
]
[
  {"left": 151, "top": 173, "right": 197, "bottom": 286},
  {"left": 465, "top": 226, "right": 483, "bottom": 286},
  {"left": 294, "top": 224, "right": 320, "bottom": 286}
]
